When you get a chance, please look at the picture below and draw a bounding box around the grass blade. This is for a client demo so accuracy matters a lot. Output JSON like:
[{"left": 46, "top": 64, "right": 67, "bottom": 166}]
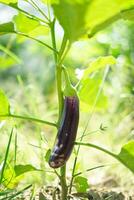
[{"left": 0, "top": 128, "right": 14, "bottom": 184}]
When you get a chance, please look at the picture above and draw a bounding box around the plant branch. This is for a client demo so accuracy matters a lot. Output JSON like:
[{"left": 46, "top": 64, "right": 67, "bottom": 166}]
[
  {"left": 50, "top": 18, "right": 68, "bottom": 200},
  {"left": 73, "top": 165, "right": 107, "bottom": 178},
  {"left": 50, "top": 19, "right": 64, "bottom": 124},
  {"left": 0, "top": 2, "right": 49, "bottom": 25},
  {"left": 59, "top": 34, "right": 68, "bottom": 58},
  {"left": 0, "top": 128, "right": 14, "bottom": 184},
  {"left": 75, "top": 142, "right": 118, "bottom": 160},
  {"left": 14, "top": 31, "right": 58, "bottom": 53},
  {"left": 60, "top": 166, "right": 68, "bottom": 200},
  {"left": 0, "top": 114, "right": 57, "bottom": 127},
  {"left": 29, "top": 0, "right": 50, "bottom": 22}
]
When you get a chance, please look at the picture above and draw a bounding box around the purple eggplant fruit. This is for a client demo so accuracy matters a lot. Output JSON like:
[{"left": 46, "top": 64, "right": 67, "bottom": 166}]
[{"left": 49, "top": 96, "right": 79, "bottom": 168}]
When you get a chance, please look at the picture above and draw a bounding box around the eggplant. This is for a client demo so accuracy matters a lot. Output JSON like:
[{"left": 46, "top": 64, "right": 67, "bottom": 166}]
[{"left": 49, "top": 96, "right": 79, "bottom": 168}]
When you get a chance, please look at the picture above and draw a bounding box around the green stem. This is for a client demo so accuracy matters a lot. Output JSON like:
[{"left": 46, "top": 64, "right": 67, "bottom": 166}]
[
  {"left": 75, "top": 142, "right": 118, "bottom": 160},
  {"left": 50, "top": 19, "right": 68, "bottom": 200},
  {"left": 59, "top": 34, "right": 68, "bottom": 58},
  {"left": 73, "top": 165, "right": 107, "bottom": 177},
  {"left": 8, "top": 185, "right": 32, "bottom": 200},
  {"left": 0, "top": 114, "right": 57, "bottom": 127},
  {"left": 0, "top": 128, "right": 13, "bottom": 184},
  {"left": 50, "top": 19, "right": 63, "bottom": 124},
  {"left": 1, "top": 2, "right": 49, "bottom": 25},
  {"left": 50, "top": 19, "right": 57, "bottom": 63},
  {"left": 14, "top": 32, "right": 58, "bottom": 53},
  {"left": 60, "top": 166, "right": 68, "bottom": 200},
  {"left": 29, "top": 0, "right": 50, "bottom": 22},
  {"left": 56, "top": 66, "right": 63, "bottom": 124}
]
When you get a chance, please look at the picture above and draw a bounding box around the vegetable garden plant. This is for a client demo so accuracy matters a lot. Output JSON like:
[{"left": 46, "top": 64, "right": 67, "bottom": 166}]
[{"left": 0, "top": 0, "right": 134, "bottom": 199}]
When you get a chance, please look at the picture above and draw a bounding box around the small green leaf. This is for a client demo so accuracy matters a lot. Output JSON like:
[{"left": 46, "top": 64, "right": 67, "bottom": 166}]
[
  {"left": 83, "top": 56, "right": 116, "bottom": 79},
  {"left": 78, "top": 75, "right": 108, "bottom": 112},
  {"left": 45, "top": 149, "right": 51, "bottom": 162},
  {"left": 29, "top": 25, "right": 49, "bottom": 37},
  {"left": 3, "top": 167, "right": 23, "bottom": 189},
  {"left": 14, "top": 164, "right": 40, "bottom": 177},
  {"left": 0, "top": 89, "right": 10, "bottom": 116},
  {"left": 14, "top": 13, "right": 39, "bottom": 34},
  {"left": 78, "top": 56, "right": 116, "bottom": 112},
  {"left": 74, "top": 176, "right": 89, "bottom": 193},
  {"left": 117, "top": 140, "right": 134, "bottom": 173},
  {"left": 63, "top": 67, "right": 77, "bottom": 97},
  {"left": 0, "top": 22, "right": 15, "bottom": 35}
]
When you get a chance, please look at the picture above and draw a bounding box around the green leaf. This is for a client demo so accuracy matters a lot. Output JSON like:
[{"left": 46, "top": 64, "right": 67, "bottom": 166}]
[
  {"left": 63, "top": 67, "right": 77, "bottom": 97},
  {"left": 29, "top": 25, "right": 49, "bottom": 37},
  {"left": 0, "top": 0, "right": 17, "bottom": 4},
  {"left": 3, "top": 167, "right": 23, "bottom": 189},
  {"left": 52, "top": 0, "right": 89, "bottom": 42},
  {"left": 45, "top": 149, "right": 51, "bottom": 162},
  {"left": 83, "top": 56, "right": 116, "bottom": 79},
  {"left": 78, "top": 56, "right": 116, "bottom": 112},
  {"left": 0, "top": 89, "right": 10, "bottom": 116},
  {"left": 117, "top": 140, "right": 134, "bottom": 173},
  {"left": 14, "top": 164, "right": 40, "bottom": 177},
  {"left": 14, "top": 13, "right": 39, "bottom": 34},
  {"left": 51, "top": 0, "right": 134, "bottom": 42},
  {"left": 74, "top": 176, "right": 89, "bottom": 193},
  {"left": 78, "top": 74, "right": 108, "bottom": 112},
  {"left": 13, "top": 13, "right": 49, "bottom": 40},
  {"left": 0, "top": 22, "right": 15, "bottom": 35}
]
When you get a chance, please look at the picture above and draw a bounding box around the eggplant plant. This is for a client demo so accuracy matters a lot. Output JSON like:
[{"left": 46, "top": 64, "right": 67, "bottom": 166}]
[{"left": 0, "top": 0, "right": 134, "bottom": 199}]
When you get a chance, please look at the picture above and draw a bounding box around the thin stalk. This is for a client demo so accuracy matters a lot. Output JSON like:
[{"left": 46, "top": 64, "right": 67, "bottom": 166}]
[
  {"left": 60, "top": 166, "right": 68, "bottom": 200},
  {"left": 50, "top": 19, "right": 57, "bottom": 63},
  {"left": 69, "top": 66, "right": 110, "bottom": 193},
  {"left": 0, "top": 45, "right": 21, "bottom": 64},
  {"left": 7, "top": 185, "right": 32, "bottom": 200},
  {"left": 29, "top": 0, "right": 50, "bottom": 22},
  {"left": 73, "top": 165, "right": 107, "bottom": 177},
  {"left": 58, "top": 42, "right": 70, "bottom": 66},
  {"left": 59, "top": 34, "right": 68, "bottom": 58},
  {"left": 75, "top": 142, "right": 118, "bottom": 160},
  {"left": 14, "top": 131, "right": 17, "bottom": 166},
  {"left": 50, "top": 18, "right": 68, "bottom": 200},
  {"left": 13, "top": 5, "right": 49, "bottom": 25},
  {"left": 77, "top": 129, "right": 100, "bottom": 140},
  {"left": 47, "top": 0, "right": 51, "bottom": 22},
  {"left": 0, "top": 114, "right": 57, "bottom": 127},
  {"left": 50, "top": 19, "right": 63, "bottom": 123},
  {"left": 0, "top": 128, "right": 14, "bottom": 184},
  {"left": 14, "top": 32, "right": 58, "bottom": 53},
  {"left": 56, "top": 66, "right": 63, "bottom": 124}
]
